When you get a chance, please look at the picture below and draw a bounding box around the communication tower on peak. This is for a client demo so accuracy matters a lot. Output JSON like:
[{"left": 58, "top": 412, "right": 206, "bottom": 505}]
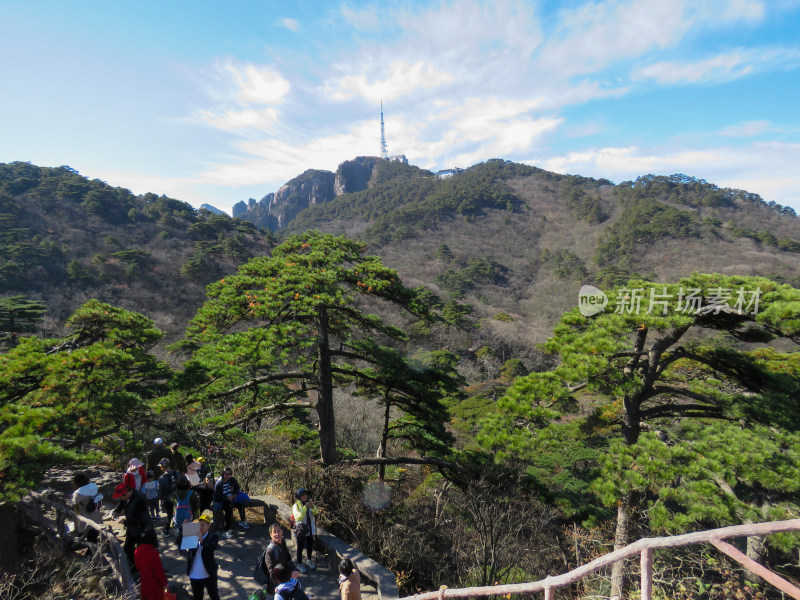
[{"left": 379, "top": 101, "right": 389, "bottom": 159}]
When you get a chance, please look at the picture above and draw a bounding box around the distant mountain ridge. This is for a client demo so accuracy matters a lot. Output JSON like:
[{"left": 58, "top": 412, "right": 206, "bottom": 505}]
[
  {"left": 2, "top": 158, "right": 799, "bottom": 369},
  {"left": 232, "top": 156, "right": 430, "bottom": 230}
]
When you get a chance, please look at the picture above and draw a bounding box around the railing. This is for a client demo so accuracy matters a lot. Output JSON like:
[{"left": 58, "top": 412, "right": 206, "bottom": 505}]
[
  {"left": 402, "top": 519, "right": 800, "bottom": 600},
  {"left": 254, "top": 494, "right": 400, "bottom": 600},
  {"left": 19, "top": 490, "right": 135, "bottom": 594}
]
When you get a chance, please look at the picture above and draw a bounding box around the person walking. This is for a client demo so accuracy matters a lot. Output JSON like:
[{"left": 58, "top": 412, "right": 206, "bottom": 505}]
[
  {"left": 186, "top": 511, "right": 220, "bottom": 600},
  {"left": 143, "top": 471, "right": 160, "bottom": 520},
  {"left": 291, "top": 488, "right": 319, "bottom": 572},
  {"left": 147, "top": 438, "right": 173, "bottom": 478},
  {"left": 112, "top": 482, "right": 155, "bottom": 571},
  {"left": 170, "top": 442, "right": 186, "bottom": 475},
  {"left": 134, "top": 529, "right": 168, "bottom": 600},
  {"left": 173, "top": 475, "right": 200, "bottom": 552},
  {"left": 123, "top": 458, "right": 147, "bottom": 491},
  {"left": 157, "top": 458, "right": 180, "bottom": 537}
]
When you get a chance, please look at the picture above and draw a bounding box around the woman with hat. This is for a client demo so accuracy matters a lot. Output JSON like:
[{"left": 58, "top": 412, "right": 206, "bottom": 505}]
[
  {"left": 291, "top": 488, "right": 320, "bottom": 573},
  {"left": 112, "top": 482, "right": 154, "bottom": 571},
  {"left": 186, "top": 510, "right": 220, "bottom": 600},
  {"left": 123, "top": 457, "right": 147, "bottom": 491}
]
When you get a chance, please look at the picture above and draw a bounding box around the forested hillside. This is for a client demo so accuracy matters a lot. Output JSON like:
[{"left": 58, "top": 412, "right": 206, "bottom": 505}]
[
  {"left": 3, "top": 159, "right": 800, "bottom": 600},
  {"left": 289, "top": 158, "right": 800, "bottom": 375},
  {"left": 0, "top": 162, "right": 274, "bottom": 342}
]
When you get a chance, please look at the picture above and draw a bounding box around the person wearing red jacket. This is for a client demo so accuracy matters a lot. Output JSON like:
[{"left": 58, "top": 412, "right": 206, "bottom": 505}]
[
  {"left": 134, "top": 529, "right": 168, "bottom": 600},
  {"left": 124, "top": 457, "right": 147, "bottom": 491}
]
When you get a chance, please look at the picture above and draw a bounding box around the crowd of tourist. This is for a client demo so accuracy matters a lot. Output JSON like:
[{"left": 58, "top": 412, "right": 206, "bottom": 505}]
[{"left": 68, "top": 436, "right": 359, "bottom": 600}]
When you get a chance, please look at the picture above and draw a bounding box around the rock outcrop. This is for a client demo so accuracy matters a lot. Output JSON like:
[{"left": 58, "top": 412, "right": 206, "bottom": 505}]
[
  {"left": 232, "top": 157, "right": 388, "bottom": 231},
  {"left": 334, "top": 156, "right": 381, "bottom": 195},
  {"left": 232, "top": 194, "right": 278, "bottom": 231},
  {"left": 268, "top": 170, "right": 335, "bottom": 229}
]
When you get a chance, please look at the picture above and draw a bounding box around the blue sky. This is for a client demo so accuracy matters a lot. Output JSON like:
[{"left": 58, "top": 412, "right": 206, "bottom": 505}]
[{"left": 2, "top": 0, "right": 799, "bottom": 214}]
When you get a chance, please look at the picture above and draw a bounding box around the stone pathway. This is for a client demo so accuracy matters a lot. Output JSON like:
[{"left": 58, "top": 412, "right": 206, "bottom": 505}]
[{"left": 115, "top": 506, "right": 376, "bottom": 600}]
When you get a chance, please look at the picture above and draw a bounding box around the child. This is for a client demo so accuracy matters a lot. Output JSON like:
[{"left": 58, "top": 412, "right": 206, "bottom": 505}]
[
  {"left": 186, "top": 511, "right": 220, "bottom": 600},
  {"left": 338, "top": 558, "right": 361, "bottom": 600},
  {"left": 273, "top": 564, "right": 310, "bottom": 600},
  {"left": 142, "top": 470, "right": 160, "bottom": 520},
  {"left": 134, "top": 529, "right": 168, "bottom": 600}
]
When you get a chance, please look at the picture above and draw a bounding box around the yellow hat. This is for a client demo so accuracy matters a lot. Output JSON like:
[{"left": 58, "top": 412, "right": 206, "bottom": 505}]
[{"left": 197, "top": 509, "right": 213, "bottom": 524}]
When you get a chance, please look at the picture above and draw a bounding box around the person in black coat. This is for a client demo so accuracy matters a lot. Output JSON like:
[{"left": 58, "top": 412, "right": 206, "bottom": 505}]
[
  {"left": 263, "top": 523, "right": 300, "bottom": 594},
  {"left": 112, "top": 483, "right": 155, "bottom": 571},
  {"left": 212, "top": 467, "right": 248, "bottom": 537},
  {"left": 186, "top": 511, "right": 220, "bottom": 600}
]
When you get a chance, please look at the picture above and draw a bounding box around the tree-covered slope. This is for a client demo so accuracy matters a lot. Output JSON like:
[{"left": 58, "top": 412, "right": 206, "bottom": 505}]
[
  {"left": 283, "top": 160, "right": 800, "bottom": 370},
  {"left": 0, "top": 162, "right": 273, "bottom": 342}
]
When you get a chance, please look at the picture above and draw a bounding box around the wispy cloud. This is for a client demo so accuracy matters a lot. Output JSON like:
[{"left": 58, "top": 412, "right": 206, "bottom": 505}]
[
  {"left": 197, "top": 107, "right": 281, "bottom": 133},
  {"left": 325, "top": 60, "right": 455, "bottom": 102},
  {"left": 199, "top": 120, "right": 378, "bottom": 186},
  {"left": 279, "top": 17, "right": 299, "bottom": 32},
  {"left": 339, "top": 2, "right": 380, "bottom": 31},
  {"left": 718, "top": 120, "right": 772, "bottom": 137},
  {"left": 634, "top": 46, "right": 800, "bottom": 85},
  {"left": 223, "top": 61, "right": 291, "bottom": 105}
]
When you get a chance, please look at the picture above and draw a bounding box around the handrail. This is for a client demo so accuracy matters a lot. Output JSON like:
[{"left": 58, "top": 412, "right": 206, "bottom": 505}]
[
  {"left": 20, "top": 490, "right": 135, "bottom": 593},
  {"left": 402, "top": 519, "right": 800, "bottom": 600}
]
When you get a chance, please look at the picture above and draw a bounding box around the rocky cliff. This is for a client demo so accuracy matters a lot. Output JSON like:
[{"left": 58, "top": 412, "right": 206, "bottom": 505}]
[
  {"left": 232, "top": 194, "right": 278, "bottom": 230},
  {"left": 233, "top": 157, "right": 386, "bottom": 231},
  {"left": 334, "top": 156, "right": 381, "bottom": 195}
]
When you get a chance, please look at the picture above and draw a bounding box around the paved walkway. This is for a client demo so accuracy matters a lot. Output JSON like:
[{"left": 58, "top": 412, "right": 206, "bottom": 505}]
[{"left": 117, "top": 507, "right": 377, "bottom": 600}]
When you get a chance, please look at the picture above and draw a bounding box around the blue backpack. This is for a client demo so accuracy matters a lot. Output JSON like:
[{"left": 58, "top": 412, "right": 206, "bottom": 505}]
[{"left": 174, "top": 490, "right": 193, "bottom": 526}]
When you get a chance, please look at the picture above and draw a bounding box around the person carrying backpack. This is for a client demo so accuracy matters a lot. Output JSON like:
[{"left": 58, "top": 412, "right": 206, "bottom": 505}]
[
  {"left": 157, "top": 458, "right": 180, "bottom": 536},
  {"left": 272, "top": 564, "right": 309, "bottom": 600},
  {"left": 143, "top": 470, "right": 160, "bottom": 520},
  {"left": 172, "top": 475, "right": 199, "bottom": 552},
  {"left": 262, "top": 523, "right": 300, "bottom": 595},
  {"left": 291, "top": 488, "right": 319, "bottom": 572}
]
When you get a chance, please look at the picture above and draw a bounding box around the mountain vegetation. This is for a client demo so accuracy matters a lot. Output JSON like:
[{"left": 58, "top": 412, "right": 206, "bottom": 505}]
[
  {"left": 0, "top": 161, "right": 274, "bottom": 344},
  {"left": 3, "top": 158, "right": 800, "bottom": 599}
]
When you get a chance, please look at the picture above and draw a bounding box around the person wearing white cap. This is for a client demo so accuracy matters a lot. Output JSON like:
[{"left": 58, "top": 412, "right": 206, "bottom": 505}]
[
  {"left": 123, "top": 457, "right": 147, "bottom": 491},
  {"left": 147, "top": 437, "right": 173, "bottom": 477}
]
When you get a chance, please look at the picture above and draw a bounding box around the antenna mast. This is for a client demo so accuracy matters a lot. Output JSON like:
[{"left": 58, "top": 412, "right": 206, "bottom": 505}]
[{"left": 380, "top": 101, "right": 388, "bottom": 159}]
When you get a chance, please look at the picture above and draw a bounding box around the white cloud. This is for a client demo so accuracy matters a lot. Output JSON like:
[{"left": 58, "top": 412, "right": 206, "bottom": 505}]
[
  {"left": 339, "top": 2, "right": 380, "bottom": 31},
  {"left": 537, "top": 0, "right": 691, "bottom": 77},
  {"left": 88, "top": 169, "right": 196, "bottom": 201},
  {"left": 634, "top": 51, "right": 753, "bottom": 84},
  {"left": 326, "top": 60, "right": 455, "bottom": 102},
  {"left": 536, "top": 142, "right": 800, "bottom": 210},
  {"left": 717, "top": 0, "right": 765, "bottom": 22},
  {"left": 222, "top": 61, "right": 291, "bottom": 105},
  {"left": 279, "top": 17, "right": 299, "bottom": 32},
  {"left": 197, "top": 107, "right": 280, "bottom": 133},
  {"left": 718, "top": 120, "right": 772, "bottom": 137},
  {"left": 634, "top": 46, "right": 800, "bottom": 85},
  {"left": 199, "top": 120, "right": 379, "bottom": 187}
]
